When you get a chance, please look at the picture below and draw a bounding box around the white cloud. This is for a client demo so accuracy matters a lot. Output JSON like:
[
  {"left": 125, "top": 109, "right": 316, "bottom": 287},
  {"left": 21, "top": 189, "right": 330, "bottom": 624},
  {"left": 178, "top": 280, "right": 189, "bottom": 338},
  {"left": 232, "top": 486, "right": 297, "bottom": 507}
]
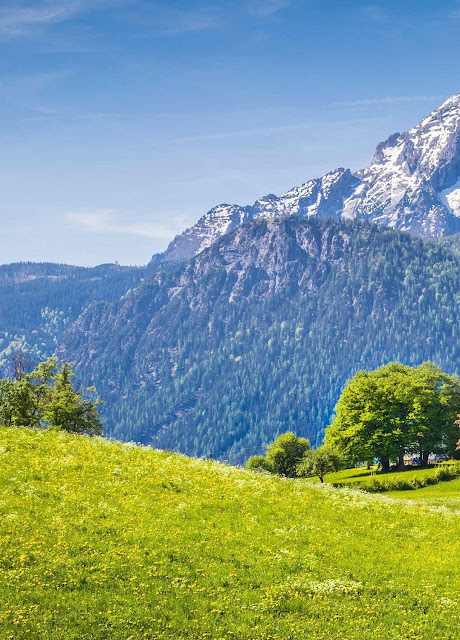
[
  {"left": 170, "top": 117, "right": 382, "bottom": 144},
  {"left": 0, "top": 0, "right": 291, "bottom": 39},
  {"left": 0, "top": 70, "right": 71, "bottom": 95},
  {"left": 122, "top": 1, "right": 291, "bottom": 38},
  {"left": 26, "top": 110, "right": 133, "bottom": 122},
  {"left": 0, "top": 2, "right": 81, "bottom": 35},
  {"left": 153, "top": 7, "right": 223, "bottom": 36},
  {"left": 66, "top": 210, "right": 179, "bottom": 240}
]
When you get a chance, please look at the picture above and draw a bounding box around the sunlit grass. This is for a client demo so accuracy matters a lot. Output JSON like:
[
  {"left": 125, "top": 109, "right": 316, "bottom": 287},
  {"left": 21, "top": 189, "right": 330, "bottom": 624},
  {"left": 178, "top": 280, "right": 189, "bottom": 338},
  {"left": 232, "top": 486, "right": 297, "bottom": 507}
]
[
  {"left": 0, "top": 428, "right": 459, "bottom": 639},
  {"left": 322, "top": 464, "right": 458, "bottom": 489}
]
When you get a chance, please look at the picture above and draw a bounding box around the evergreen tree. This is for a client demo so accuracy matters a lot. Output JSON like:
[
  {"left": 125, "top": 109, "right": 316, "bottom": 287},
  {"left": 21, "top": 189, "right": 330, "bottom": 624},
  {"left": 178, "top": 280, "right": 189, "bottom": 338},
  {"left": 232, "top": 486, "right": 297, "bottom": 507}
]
[
  {"left": 44, "top": 363, "right": 102, "bottom": 435},
  {"left": 0, "top": 358, "right": 102, "bottom": 435}
]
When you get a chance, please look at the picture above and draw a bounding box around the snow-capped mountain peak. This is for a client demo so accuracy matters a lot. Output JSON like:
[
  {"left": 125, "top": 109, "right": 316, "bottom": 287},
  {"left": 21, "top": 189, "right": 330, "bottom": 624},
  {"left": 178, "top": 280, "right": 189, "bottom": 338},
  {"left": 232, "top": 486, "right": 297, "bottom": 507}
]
[
  {"left": 342, "top": 94, "right": 460, "bottom": 235},
  {"left": 161, "top": 94, "right": 460, "bottom": 262}
]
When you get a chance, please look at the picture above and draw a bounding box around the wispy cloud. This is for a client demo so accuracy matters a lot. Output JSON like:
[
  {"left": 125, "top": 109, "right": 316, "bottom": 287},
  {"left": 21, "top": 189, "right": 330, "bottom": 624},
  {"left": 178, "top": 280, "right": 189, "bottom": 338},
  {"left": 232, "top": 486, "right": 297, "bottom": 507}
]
[
  {"left": 26, "top": 110, "right": 134, "bottom": 122},
  {"left": 0, "top": 0, "right": 127, "bottom": 37},
  {"left": 152, "top": 7, "right": 224, "bottom": 36},
  {"left": 358, "top": 5, "right": 389, "bottom": 23},
  {"left": 122, "top": 0, "right": 290, "bottom": 38},
  {"left": 66, "top": 210, "right": 179, "bottom": 240},
  {"left": 0, "top": 70, "right": 72, "bottom": 113},
  {"left": 170, "top": 117, "right": 381, "bottom": 144},
  {"left": 246, "top": 0, "right": 290, "bottom": 18},
  {"left": 0, "top": 70, "right": 71, "bottom": 94},
  {"left": 0, "top": 0, "right": 291, "bottom": 40},
  {"left": 0, "top": 2, "right": 81, "bottom": 36},
  {"left": 337, "top": 95, "right": 445, "bottom": 107}
]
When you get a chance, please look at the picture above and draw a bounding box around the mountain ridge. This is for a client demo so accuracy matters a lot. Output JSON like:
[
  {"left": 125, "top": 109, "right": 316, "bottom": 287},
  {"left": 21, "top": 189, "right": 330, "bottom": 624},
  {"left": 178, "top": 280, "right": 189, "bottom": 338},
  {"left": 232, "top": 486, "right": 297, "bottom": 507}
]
[{"left": 161, "top": 94, "right": 460, "bottom": 262}]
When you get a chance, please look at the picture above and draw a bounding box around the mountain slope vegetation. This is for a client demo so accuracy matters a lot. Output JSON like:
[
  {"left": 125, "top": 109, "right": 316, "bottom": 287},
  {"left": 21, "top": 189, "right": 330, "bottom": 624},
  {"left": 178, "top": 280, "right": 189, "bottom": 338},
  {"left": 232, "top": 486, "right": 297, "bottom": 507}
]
[
  {"left": 1, "top": 428, "right": 459, "bottom": 640},
  {"left": 0, "top": 262, "right": 146, "bottom": 375},
  {"left": 59, "top": 217, "right": 460, "bottom": 462}
]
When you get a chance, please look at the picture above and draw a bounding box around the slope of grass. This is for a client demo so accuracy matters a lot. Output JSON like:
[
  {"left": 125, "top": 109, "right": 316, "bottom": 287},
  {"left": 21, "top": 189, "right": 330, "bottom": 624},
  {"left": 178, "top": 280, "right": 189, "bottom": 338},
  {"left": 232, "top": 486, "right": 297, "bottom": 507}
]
[
  {"left": 322, "top": 465, "right": 460, "bottom": 491},
  {"left": 0, "top": 428, "right": 459, "bottom": 639},
  {"left": 387, "top": 477, "right": 460, "bottom": 511}
]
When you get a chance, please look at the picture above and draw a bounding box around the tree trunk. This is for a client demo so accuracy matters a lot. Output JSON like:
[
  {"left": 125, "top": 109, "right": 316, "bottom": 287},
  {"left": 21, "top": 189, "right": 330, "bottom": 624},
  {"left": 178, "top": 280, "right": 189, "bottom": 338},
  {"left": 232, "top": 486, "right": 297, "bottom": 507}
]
[
  {"left": 420, "top": 451, "right": 429, "bottom": 467},
  {"left": 319, "top": 475, "right": 324, "bottom": 483},
  {"left": 380, "top": 456, "right": 390, "bottom": 473},
  {"left": 398, "top": 452, "right": 405, "bottom": 469}
]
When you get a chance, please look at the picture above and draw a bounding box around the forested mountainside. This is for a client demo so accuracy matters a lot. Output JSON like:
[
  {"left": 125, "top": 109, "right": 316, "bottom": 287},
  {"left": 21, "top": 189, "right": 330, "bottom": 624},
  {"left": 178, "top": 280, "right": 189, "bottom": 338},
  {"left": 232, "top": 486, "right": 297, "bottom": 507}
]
[
  {"left": 0, "top": 262, "right": 146, "bottom": 374},
  {"left": 59, "top": 217, "right": 460, "bottom": 463},
  {"left": 161, "top": 94, "right": 460, "bottom": 262},
  {"left": 439, "top": 232, "right": 460, "bottom": 254}
]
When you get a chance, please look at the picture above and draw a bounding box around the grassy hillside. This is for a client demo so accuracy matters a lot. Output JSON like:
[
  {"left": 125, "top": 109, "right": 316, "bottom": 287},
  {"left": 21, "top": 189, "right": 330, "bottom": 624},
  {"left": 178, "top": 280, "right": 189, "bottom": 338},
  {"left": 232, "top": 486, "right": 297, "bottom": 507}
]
[
  {"left": 324, "top": 465, "right": 454, "bottom": 487},
  {"left": 388, "top": 477, "right": 460, "bottom": 511},
  {"left": 1, "top": 428, "right": 459, "bottom": 640}
]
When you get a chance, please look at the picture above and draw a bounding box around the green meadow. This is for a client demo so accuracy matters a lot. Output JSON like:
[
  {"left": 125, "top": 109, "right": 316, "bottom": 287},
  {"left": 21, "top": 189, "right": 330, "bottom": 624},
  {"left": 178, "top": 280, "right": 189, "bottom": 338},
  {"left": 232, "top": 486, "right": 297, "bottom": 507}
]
[
  {"left": 0, "top": 427, "right": 459, "bottom": 640},
  {"left": 321, "top": 464, "right": 459, "bottom": 489}
]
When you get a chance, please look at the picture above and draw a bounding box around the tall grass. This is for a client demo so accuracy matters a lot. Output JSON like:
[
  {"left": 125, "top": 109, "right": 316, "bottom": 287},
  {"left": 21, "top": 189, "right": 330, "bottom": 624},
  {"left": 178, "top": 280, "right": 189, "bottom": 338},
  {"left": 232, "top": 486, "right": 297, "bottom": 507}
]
[{"left": 0, "top": 428, "right": 459, "bottom": 639}]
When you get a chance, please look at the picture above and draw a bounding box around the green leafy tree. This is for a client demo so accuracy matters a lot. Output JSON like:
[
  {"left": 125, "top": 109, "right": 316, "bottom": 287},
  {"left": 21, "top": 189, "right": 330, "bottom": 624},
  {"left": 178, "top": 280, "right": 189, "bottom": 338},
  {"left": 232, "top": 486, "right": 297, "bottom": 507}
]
[
  {"left": 246, "top": 455, "right": 274, "bottom": 473},
  {"left": 326, "top": 362, "right": 460, "bottom": 470},
  {"left": 407, "top": 363, "right": 460, "bottom": 464},
  {"left": 0, "top": 358, "right": 102, "bottom": 436},
  {"left": 297, "top": 445, "right": 343, "bottom": 483},
  {"left": 0, "top": 358, "right": 57, "bottom": 428},
  {"left": 455, "top": 415, "right": 460, "bottom": 460},
  {"left": 264, "top": 432, "right": 310, "bottom": 477}
]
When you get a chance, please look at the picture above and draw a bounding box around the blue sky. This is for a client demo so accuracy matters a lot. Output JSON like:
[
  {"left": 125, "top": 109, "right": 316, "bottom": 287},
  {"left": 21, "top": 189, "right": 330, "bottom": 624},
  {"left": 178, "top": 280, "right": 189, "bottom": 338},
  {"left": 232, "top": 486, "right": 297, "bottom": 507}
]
[{"left": 1, "top": 0, "right": 460, "bottom": 265}]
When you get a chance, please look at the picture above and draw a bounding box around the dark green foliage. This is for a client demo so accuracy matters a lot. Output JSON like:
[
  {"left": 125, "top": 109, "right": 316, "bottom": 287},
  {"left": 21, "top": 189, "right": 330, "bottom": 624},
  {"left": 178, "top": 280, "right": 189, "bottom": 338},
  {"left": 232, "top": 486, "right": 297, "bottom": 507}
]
[
  {"left": 43, "top": 363, "right": 102, "bottom": 435},
  {"left": 246, "top": 454, "right": 274, "bottom": 472},
  {"left": 0, "top": 358, "right": 56, "bottom": 428},
  {"left": 60, "top": 217, "right": 460, "bottom": 462},
  {"left": 0, "top": 358, "right": 102, "bottom": 435},
  {"left": 246, "top": 432, "right": 310, "bottom": 476},
  {"left": 265, "top": 432, "right": 311, "bottom": 477},
  {"left": 325, "top": 362, "right": 460, "bottom": 468},
  {"left": 438, "top": 232, "right": 460, "bottom": 255}
]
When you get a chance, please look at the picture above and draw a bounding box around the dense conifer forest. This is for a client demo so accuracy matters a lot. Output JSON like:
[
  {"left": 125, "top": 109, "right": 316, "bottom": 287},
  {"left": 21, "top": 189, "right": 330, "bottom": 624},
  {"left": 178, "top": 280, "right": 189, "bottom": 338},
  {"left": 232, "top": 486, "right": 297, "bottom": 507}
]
[
  {"left": 0, "top": 262, "right": 146, "bottom": 374},
  {"left": 56, "top": 217, "right": 460, "bottom": 462}
]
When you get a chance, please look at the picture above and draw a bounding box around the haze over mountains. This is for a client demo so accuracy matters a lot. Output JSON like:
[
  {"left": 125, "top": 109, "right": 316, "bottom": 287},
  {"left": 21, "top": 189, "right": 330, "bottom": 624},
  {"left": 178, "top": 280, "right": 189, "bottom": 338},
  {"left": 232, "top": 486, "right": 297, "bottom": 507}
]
[
  {"left": 163, "top": 94, "right": 460, "bottom": 262},
  {"left": 2, "top": 95, "right": 460, "bottom": 460}
]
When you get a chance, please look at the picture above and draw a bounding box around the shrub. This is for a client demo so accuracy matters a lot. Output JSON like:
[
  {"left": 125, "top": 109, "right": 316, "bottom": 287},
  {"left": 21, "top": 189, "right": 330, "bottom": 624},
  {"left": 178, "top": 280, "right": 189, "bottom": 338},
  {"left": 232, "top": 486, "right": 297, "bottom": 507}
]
[
  {"left": 358, "top": 464, "right": 460, "bottom": 493},
  {"left": 246, "top": 455, "right": 274, "bottom": 473}
]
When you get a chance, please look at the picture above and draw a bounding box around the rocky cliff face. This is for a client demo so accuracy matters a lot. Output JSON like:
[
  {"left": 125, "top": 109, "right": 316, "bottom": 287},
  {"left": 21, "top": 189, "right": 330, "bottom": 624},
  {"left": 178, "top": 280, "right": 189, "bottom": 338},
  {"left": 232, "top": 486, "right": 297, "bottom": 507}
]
[
  {"left": 160, "top": 94, "right": 460, "bottom": 262},
  {"left": 163, "top": 168, "right": 359, "bottom": 261},
  {"left": 342, "top": 94, "right": 460, "bottom": 235}
]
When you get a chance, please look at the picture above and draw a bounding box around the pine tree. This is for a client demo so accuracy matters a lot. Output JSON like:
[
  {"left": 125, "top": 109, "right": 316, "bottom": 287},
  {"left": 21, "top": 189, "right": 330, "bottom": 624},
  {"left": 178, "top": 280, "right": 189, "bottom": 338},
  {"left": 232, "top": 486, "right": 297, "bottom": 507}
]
[{"left": 44, "top": 363, "right": 102, "bottom": 435}]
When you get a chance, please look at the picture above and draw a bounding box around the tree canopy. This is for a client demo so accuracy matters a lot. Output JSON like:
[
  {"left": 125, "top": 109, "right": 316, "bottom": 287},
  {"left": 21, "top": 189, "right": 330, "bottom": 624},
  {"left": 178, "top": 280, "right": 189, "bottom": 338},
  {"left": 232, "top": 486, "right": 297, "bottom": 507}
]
[
  {"left": 297, "top": 445, "right": 343, "bottom": 482},
  {"left": 0, "top": 357, "right": 102, "bottom": 436},
  {"left": 247, "top": 432, "right": 310, "bottom": 477},
  {"left": 325, "top": 362, "right": 460, "bottom": 470}
]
